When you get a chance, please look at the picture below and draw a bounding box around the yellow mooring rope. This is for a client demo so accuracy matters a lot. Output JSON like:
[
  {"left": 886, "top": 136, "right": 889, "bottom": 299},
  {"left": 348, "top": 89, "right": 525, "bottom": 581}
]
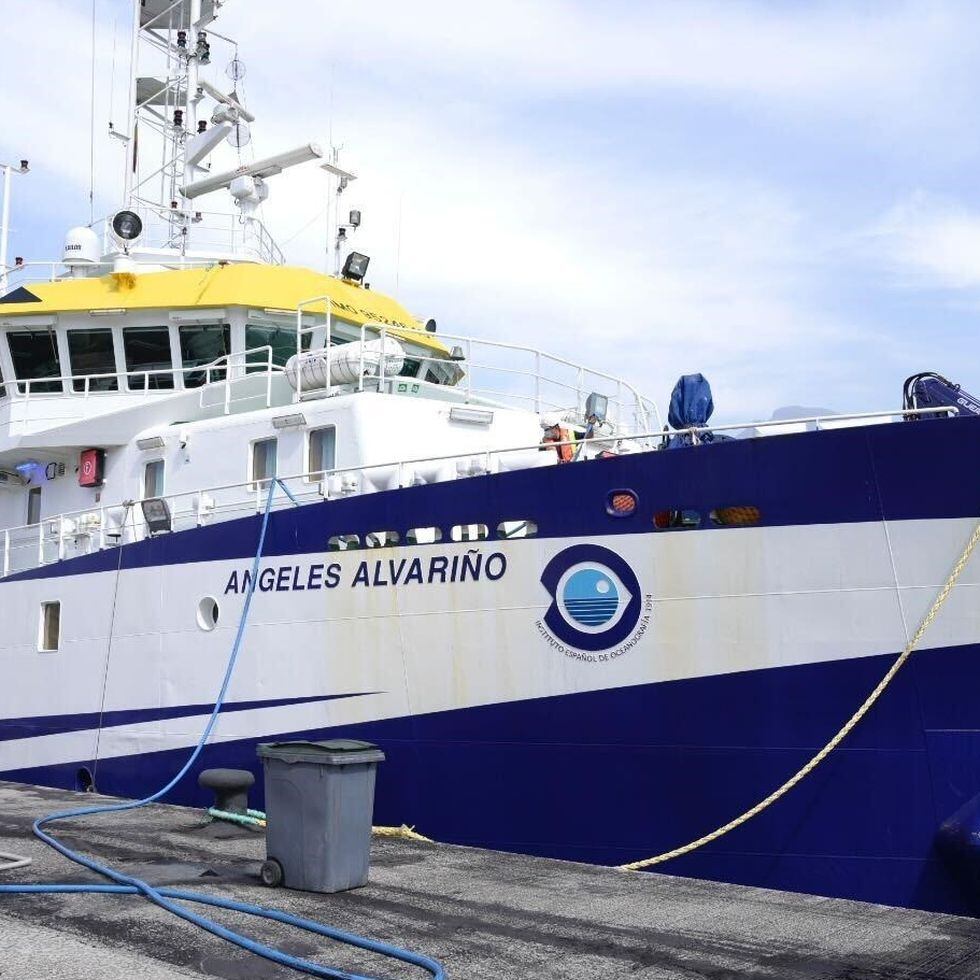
[
  {"left": 618, "top": 517, "right": 980, "bottom": 873},
  {"left": 373, "top": 824, "right": 435, "bottom": 843}
]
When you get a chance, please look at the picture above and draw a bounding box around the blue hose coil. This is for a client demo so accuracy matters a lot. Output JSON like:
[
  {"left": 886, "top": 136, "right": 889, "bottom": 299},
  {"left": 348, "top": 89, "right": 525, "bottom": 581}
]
[{"left": 0, "top": 479, "right": 445, "bottom": 980}]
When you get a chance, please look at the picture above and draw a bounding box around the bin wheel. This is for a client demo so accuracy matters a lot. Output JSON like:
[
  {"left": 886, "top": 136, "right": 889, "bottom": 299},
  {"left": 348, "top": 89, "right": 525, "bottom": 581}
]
[{"left": 260, "top": 858, "right": 284, "bottom": 888}]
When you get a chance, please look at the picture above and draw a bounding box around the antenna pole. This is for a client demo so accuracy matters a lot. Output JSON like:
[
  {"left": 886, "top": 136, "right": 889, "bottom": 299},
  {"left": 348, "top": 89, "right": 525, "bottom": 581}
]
[
  {"left": 122, "top": 0, "right": 141, "bottom": 206},
  {"left": 0, "top": 161, "right": 29, "bottom": 295},
  {"left": 0, "top": 165, "right": 11, "bottom": 294},
  {"left": 185, "top": 0, "right": 202, "bottom": 178}
]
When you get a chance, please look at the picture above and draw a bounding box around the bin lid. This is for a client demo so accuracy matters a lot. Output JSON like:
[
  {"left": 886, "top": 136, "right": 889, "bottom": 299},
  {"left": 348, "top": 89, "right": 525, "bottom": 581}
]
[{"left": 257, "top": 739, "right": 386, "bottom": 766}]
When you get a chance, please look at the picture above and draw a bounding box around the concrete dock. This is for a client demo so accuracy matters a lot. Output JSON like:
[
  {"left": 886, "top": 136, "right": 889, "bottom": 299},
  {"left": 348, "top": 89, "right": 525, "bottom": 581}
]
[{"left": 1, "top": 781, "right": 979, "bottom": 979}]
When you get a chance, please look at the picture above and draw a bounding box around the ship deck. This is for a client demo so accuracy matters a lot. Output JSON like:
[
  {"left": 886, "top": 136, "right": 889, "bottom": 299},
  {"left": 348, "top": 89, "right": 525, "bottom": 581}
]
[{"left": 1, "top": 780, "right": 978, "bottom": 980}]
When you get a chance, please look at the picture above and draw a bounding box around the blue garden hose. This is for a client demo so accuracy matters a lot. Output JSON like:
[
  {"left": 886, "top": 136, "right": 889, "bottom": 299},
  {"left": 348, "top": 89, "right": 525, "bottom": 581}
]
[{"left": 0, "top": 478, "right": 446, "bottom": 980}]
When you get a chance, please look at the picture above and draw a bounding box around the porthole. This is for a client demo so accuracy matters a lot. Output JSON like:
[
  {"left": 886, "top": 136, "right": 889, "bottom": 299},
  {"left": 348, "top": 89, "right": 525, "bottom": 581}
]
[
  {"left": 451, "top": 523, "right": 489, "bottom": 542},
  {"left": 710, "top": 506, "right": 761, "bottom": 527},
  {"left": 606, "top": 490, "right": 638, "bottom": 517},
  {"left": 196, "top": 596, "right": 220, "bottom": 632},
  {"left": 653, "top": 510, "right": 702, "bottom": 530},
  {"left": 406, "top": 526, "right": 443, "bottom": 545},
  {"left": 365, "top": 530, "right": 400, "bottom": 548},
  {"left": 497, "top": 520, "right": 539, "bottom": 539}
]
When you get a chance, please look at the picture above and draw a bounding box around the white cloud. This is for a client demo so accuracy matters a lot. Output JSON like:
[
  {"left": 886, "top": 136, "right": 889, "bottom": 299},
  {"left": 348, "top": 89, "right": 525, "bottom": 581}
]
[
  {"left": 868, "top": 192, "right": 980, "bottom": 289},
  {"left": 247, "top": 0, "right": 972, "bottom": 118},
  {"left": 2, "top": 0, "right": 973, "bottom": 421}
]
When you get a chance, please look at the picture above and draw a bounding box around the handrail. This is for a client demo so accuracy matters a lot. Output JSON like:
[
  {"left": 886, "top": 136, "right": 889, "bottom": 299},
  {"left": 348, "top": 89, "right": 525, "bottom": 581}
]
[
  {"left": 0, "top": 404, "right": 958, "bottom": 577},
  {"left": 7, "top": 345, "right": 282, "bottom": 401},
  {"left": 363, "top": 321, "right": 659, "bottom": 432},
  {"left": 287, "top": 314, "right": 660, "bottom": 433}
]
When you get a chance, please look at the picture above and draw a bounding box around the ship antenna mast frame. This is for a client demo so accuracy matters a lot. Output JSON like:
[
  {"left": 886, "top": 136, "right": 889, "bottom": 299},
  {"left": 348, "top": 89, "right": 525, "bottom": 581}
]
[{"left": 114, "top": 0, "right": 268, "bottom": 260}]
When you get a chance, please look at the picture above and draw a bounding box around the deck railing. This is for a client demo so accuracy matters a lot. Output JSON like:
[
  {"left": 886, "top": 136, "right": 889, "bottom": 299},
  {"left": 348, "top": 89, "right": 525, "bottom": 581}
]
[
  {"left": 3, "top": 346, "right": 281, "bottom": 421},
  {"left": 293, "top": 300, "right": 660, "bottom": 434},
  {"left": 0, "top": 405, "right": 958, "bottom": 579}
]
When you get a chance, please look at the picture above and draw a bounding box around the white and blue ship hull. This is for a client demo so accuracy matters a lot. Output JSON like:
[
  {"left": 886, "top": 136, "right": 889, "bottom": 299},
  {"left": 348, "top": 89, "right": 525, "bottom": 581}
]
[{"left": 3, "top": 417, "right": 980, "bottom": 915}]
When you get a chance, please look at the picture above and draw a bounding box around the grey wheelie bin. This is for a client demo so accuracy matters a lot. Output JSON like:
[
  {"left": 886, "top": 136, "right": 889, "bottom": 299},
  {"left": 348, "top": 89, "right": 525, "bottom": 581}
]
[{"left": 256, "top": 739, "right": 386, "bottom": 893}]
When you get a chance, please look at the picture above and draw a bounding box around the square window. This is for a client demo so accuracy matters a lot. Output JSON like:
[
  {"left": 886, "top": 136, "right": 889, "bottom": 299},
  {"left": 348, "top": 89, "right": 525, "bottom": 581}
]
[
  {"left": 179, "top": 323, "right": 231, "bottom": 387},
  {"left": 307, "top": 426, "right": 336, "bottom": 479},
  {"left": 144, "top": 459, "right": 165, "bottom": 499},
  {"left": 123, "top": 326, "right": 174, "bottom": 390},
  {"left": 67, "top": 328, "right": 118, "bottom": 391},
  {"left": 39, "top": 601, "right": 61, "bottom": 652},
  {"left": 251, "top": 437, "right": 277, "bottom": 488},
  {"left": 8, "top": 329, "right": 63, "bottom": 393},
  {"left": 27, "top": 486, "right": 41, "bottom": 526}
]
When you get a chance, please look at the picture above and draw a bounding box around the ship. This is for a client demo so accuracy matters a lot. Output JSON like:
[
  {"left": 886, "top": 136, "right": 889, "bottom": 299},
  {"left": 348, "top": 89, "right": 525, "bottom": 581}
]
[{"left": 2, "top": 0, "right": 980, "bottom": 917}]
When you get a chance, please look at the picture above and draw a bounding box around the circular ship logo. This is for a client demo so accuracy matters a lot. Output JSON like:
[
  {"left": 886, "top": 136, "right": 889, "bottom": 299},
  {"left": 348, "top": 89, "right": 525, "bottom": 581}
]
[{"left": 541, "top": 544, "right": 642, "bottom": 651}]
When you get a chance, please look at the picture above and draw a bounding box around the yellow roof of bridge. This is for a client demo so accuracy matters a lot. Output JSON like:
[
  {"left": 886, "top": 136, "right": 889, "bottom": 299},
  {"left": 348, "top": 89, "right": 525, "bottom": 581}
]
[{"left": 0, "top": 263, "right": 445, "bottom": 353}]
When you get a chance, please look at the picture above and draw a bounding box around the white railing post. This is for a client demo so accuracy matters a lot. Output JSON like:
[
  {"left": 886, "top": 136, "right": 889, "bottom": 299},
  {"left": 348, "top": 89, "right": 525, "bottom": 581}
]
[
  {"left": 266, "top": 347, "right": 273, "bottom": 408},
  {"left": 99, "top": 506, "right": 105, "bottom": 551},
  {"left": 295, "top": 305, "right": 304, "bottom": 404},
  {"left": 466, "top": 339, "right": 473, "bottom": 402},
  {"left": 358, "top": 324, "right": 366, "bottom": 392},
  {"left": 534, "top": 352, "right": 541, "bottom": 412},
  {"left": 379, "top": 327, "right": 387, "bottom": 391},
  {"left": 2, "top": 530, "right": 8, "bottom": 577},
  {"left": 37, "top": 522, "right": 43, "bottom": 566}
]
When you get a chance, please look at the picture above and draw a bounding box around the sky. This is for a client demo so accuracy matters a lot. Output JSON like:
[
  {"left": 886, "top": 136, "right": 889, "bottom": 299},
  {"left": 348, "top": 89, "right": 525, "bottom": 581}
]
[{"left": 3, "top": 0, "right": 980, "bottom": 422}]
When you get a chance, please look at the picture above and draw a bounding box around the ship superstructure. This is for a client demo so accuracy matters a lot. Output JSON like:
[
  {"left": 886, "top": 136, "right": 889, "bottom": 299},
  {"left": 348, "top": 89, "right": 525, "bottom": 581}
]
[{"left": 3, "top": 0, "right": 980, "bottom": 920}]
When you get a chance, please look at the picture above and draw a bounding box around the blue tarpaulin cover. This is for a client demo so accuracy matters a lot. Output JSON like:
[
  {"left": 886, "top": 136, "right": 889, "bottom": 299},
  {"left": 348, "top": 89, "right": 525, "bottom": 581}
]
[{"left": 667, "top": 373, "right": 716, "bottom": 447}]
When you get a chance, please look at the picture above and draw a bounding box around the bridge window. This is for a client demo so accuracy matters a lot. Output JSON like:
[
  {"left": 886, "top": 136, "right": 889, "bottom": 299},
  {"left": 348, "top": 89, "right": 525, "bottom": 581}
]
[
  {"left": 179, "top": 324, "right": 231, "bottom": 387},
  {"left": 7, "top": 328, "right": 63, "bottom": 393},
  {"left": 245, "top": 322, "right": 309, "bottom": 372},
  {"left": 0, "top": 364, "right": 5, "bottom": 398},
  {"left": 124, "top": 326, "right": 174, "bottom": 390},
  {"left": 67, "top": 328, "right": 118, "bottom": 392},
  {"left": 307, "top": 425, "right": 336, "bottom": 480}
]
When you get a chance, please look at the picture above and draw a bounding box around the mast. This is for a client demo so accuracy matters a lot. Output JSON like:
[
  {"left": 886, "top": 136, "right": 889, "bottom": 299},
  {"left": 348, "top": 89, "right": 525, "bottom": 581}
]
[{"left": 101, "top": 0, "right": 356, "bottom": 269}]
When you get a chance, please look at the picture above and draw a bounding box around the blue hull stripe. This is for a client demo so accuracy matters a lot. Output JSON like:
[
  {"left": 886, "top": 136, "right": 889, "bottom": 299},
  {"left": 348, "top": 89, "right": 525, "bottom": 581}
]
[
  {"left": 5, "top": 415, "right": 980, "bottom": 584},
  {"left": 0, "top": 692, "right": 375, "bottom": 742},
  {"left": 4, "top": 641, "right": 980, "bottom": 916}
]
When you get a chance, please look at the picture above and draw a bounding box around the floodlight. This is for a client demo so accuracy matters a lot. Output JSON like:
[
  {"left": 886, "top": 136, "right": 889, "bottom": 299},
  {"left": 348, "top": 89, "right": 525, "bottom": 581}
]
[
  {"left": 341, "top": 251, "right": 370, "bottom": 282},
  {"left": 349, "top": 209, "right": 361, "bottom": 228},
  {"left": 585, "top": 392, "right": 608, "bottom": 423},
  {"left": 141, "top": 497, "right": 172, "bottom": 535},
  {"left": 111, "top": 210, "right": 143, "bottom": 242}
]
